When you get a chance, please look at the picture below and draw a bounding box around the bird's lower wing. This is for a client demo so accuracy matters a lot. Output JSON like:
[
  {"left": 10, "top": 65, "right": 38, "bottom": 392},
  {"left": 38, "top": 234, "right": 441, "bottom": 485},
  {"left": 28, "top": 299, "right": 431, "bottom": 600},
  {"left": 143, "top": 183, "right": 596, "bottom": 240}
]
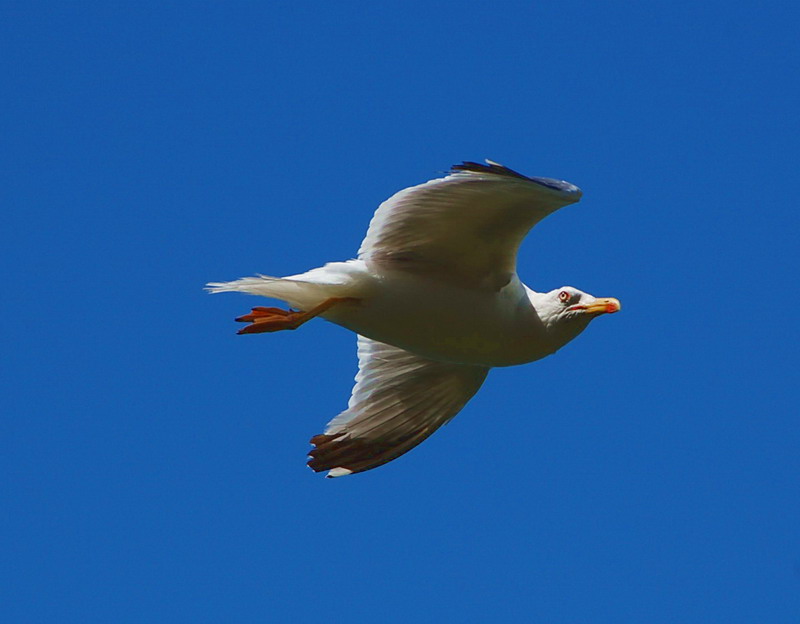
[{"left": 308, "top": 336, "right": 489, "bottom": 477}]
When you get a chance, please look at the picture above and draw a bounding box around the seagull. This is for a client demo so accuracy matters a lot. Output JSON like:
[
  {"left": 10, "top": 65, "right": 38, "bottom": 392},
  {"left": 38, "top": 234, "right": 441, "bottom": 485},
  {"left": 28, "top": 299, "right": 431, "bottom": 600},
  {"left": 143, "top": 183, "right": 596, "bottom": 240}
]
[{"left": 207, "top": 160, "right": 620, "bottom": 477}]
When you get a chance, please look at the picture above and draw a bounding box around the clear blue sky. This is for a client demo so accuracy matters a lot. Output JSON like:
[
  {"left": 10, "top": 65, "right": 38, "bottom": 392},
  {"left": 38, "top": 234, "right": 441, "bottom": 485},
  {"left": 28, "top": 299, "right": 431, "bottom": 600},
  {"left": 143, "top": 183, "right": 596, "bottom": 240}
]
[{"left": 3, "top": 2, "right": 799, "bottom": 622}]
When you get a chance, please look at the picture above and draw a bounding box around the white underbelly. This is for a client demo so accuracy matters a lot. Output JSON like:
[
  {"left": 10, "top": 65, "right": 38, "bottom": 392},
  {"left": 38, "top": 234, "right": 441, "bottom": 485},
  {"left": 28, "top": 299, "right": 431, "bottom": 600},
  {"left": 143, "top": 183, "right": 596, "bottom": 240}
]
[{"left": 322, "top": 274, "right": 555, "bottom": 367}]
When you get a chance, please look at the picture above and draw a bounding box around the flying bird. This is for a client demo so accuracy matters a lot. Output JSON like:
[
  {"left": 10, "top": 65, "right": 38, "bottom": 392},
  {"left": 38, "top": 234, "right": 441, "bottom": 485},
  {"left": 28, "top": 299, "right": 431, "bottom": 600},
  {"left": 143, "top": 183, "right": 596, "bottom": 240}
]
[{"left": 208, "top": 160, "right": 620, "bottom": 477}]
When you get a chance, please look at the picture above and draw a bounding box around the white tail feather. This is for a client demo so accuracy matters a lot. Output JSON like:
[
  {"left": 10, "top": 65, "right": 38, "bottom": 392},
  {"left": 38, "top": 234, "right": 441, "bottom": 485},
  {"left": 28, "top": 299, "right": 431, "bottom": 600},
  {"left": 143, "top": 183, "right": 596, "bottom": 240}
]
[
  {"left": 205, "top": 276, "right": 332, "bottom": 310},
  {"left": 206, "top": 262, "right": 367, "bottom": 310}
]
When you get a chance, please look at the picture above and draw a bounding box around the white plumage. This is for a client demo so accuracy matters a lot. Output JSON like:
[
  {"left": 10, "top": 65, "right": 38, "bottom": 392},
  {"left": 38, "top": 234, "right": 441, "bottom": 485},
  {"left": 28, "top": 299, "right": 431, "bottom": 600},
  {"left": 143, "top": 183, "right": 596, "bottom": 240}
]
[{"left": 208, "top": 161, "right": 620, "bottom": 476}]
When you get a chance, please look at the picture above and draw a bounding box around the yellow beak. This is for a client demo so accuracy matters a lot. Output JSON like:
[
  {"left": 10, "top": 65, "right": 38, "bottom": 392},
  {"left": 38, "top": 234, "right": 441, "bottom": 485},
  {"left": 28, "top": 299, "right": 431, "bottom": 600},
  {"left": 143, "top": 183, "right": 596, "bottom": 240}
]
[{"left": 577, "top": 297, "right": 621, "bottom": 315}]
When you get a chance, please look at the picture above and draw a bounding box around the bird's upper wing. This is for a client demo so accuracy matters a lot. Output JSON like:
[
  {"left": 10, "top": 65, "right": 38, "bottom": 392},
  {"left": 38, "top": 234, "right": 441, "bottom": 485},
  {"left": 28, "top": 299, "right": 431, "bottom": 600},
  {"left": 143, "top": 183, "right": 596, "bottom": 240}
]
[
  {"left": 308, "top": 336, "right": 489, "bottom": 477},
  {"left": 358, "top": 161, "right": 583, "bottom": 291}
]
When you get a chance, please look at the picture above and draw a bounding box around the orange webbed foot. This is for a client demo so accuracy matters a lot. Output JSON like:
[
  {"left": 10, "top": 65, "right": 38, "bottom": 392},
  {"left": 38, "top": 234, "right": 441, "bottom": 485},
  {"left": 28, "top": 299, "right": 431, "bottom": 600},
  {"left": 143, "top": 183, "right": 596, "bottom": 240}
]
[
  {"left": 233, "top": 298, "right": 360, "bottom": 335},
  {"left": 235, "top": 307, "right": 303, "bottom": 334},
  {"left": 235, "top": 307, "right": 293, "bottom": 323}
]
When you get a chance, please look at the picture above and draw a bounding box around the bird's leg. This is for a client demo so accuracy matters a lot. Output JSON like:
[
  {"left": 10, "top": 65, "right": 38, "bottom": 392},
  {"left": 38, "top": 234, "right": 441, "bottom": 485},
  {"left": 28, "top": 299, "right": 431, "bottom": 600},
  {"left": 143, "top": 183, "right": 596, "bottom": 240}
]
[{"left": 235, "top": 297, "right": 359, "bottom": 335}]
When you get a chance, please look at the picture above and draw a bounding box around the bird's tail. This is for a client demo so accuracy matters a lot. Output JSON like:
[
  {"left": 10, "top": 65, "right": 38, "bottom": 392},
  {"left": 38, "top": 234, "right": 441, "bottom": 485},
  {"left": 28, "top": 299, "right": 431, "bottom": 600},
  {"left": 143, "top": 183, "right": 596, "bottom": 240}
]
[{"left": 206, "top": 262, "right": 366, "bottom": 311}]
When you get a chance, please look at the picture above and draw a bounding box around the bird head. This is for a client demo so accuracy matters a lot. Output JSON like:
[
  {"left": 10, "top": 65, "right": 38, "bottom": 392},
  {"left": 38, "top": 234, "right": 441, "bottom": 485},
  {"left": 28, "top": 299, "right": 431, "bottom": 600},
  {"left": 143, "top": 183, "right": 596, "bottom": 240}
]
[{"left": 530, "top": 286, "right": 621, "bottom": 349}]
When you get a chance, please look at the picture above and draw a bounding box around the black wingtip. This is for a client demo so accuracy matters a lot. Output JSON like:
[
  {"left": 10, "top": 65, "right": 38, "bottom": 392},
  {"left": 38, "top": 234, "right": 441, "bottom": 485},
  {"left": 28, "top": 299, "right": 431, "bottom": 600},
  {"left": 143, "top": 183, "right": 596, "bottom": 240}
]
[
  {"left": 450, "top": 160, "right": 533, "bottom": 181},
  {"left": 451, "top": 160, "right": 582, "bottom": 196},
  {"left": 307, "top": 430, "right": 423, "bottom": 476}
]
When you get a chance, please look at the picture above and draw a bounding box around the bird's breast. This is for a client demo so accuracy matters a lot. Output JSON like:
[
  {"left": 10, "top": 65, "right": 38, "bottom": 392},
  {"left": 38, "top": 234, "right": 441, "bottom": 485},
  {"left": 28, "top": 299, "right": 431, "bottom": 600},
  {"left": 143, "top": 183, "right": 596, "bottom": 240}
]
[{"left": 322, "top": 274, "right": 556, "bottom": 367}]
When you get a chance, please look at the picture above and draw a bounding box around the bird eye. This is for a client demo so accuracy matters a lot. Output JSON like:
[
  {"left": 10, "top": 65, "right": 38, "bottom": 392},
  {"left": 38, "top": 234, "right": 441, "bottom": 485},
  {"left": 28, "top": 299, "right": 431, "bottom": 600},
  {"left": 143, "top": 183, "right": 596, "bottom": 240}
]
[{"left": 558, "top": 290, "right": 571, "bottom": 303}]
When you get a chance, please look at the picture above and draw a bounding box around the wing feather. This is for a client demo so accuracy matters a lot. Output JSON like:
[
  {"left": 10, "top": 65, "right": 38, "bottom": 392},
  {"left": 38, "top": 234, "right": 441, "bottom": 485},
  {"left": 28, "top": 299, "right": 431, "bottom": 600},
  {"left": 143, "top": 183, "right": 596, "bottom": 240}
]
[
  {"left": 307, "top": 336, "right": 489, "bottom": 476},
  {"left": 358, "top": 161, "right": 582, "bottom": 290}
]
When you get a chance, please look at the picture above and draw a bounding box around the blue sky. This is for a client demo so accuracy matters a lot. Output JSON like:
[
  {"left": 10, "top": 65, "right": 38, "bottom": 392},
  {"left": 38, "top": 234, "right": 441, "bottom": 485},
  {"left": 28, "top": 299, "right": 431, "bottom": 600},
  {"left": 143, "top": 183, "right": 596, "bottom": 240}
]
[{"left": 2, "top": 2, "right": 799, "bottom": 622}]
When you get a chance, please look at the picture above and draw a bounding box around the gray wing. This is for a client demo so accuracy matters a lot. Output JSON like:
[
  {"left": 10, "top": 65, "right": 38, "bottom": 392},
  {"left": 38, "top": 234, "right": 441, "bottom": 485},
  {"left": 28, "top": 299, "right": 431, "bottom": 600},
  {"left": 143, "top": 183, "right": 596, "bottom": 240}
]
[
  {"left": 308, "top": 336, "right": 489, "bottom": 477},
  {"left": 358, "top": 161, "right": 582, "bottom": 291}
]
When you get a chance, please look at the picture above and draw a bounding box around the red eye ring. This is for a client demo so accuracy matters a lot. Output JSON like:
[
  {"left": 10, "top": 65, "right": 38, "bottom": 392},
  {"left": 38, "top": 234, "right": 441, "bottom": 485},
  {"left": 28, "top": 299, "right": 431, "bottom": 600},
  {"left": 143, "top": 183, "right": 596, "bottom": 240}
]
[{"left": 558, "top": 290, "right": 570, "bottom": 303}]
